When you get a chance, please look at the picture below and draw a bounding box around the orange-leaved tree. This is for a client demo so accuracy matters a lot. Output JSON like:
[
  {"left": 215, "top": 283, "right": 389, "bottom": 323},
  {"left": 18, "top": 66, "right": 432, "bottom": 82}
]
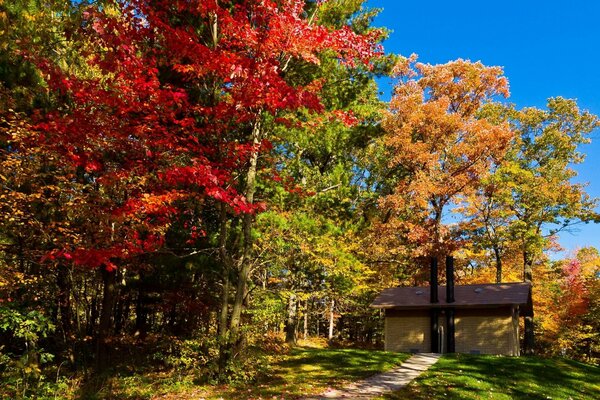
[{"left": 376, "top": 56, "right": 513, "bottom": 275}]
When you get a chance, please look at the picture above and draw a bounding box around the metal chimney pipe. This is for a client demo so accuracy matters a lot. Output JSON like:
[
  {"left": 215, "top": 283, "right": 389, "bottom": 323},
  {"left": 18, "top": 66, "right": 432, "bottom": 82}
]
[
  {"left": 446, "top": 255, "right": 455, "bottom": 303},
  {"left": 430, "top": 257, "right": 438, "bottom": 303}
]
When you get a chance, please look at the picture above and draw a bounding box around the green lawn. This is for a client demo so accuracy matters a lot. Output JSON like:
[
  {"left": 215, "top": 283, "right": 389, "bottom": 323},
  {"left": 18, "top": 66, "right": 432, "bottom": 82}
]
[
  {"left": 41, "top": 350, "right": 600, "bottom": 399},
  {"left": 208, "top": 346, "right": 410, "bottom": 399},
  {"left": 383, "top": 354, "right": 600, "bottom": 400}
]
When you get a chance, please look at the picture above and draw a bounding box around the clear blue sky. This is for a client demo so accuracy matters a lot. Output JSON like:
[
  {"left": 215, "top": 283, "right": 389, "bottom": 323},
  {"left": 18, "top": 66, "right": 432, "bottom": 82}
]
[{"left": 368, "top": 0, "right": 600, "bottom": 257}]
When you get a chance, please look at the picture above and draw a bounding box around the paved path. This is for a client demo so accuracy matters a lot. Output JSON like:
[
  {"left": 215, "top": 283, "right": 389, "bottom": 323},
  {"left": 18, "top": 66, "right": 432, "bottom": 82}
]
[{"left": 303, "top": 353, "right": 441, "bottom": 399}]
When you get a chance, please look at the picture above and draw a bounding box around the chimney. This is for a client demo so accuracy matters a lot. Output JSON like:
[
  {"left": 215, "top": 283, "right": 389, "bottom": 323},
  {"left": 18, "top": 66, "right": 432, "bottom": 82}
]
[
  {"left": 430, "top": 257, "right": 438, "bottom": 303},
  {"left": 446, "top": 255, "right": 455, "bottom": 303}
]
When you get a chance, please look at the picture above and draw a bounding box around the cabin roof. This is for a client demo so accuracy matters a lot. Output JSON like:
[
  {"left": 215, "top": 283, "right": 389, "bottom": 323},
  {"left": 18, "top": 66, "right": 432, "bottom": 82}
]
[{"left": 371, "top": 282, "right": 533, "bottom": 316}]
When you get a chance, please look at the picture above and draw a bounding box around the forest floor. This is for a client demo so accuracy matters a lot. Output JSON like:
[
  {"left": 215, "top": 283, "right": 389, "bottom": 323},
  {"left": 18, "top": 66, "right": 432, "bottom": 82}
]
[
  {"left": 25, "top": 346, "right": 600, "bottom": 399},
  {"left": 89, "top": 344, "right": 410, "bottom": 399},
  {"left": 380, "top": 353, "right": 600, "bottom": 400}
]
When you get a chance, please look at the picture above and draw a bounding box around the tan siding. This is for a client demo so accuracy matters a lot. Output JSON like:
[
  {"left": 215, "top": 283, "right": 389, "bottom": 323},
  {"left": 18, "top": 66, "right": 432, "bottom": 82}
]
[
  {"left": 385, "top": 310, "right": 430, "bottom": 353},
  {"left": 455, "top": 307, "right": 517, "bottom": 355},
  {"left": 385, "top": 307, "right": 521, "bottom": 355}
]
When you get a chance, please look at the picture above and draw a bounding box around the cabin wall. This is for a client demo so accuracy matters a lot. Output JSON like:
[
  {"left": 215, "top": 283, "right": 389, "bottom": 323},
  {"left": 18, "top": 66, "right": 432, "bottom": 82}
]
[
  {"left": 455, "top": 307, "right": 518, "bottom": 355},
  {"left": 385, "top": 309, "right": 431, "bottom": 353},
  {"left": 385, "top": 307, "right": 520, "bottom": 355}
]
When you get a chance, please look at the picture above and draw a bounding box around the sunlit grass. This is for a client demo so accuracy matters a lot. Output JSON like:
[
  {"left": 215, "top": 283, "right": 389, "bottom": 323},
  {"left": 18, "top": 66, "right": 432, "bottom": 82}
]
[
  {"left": 213, "top": 346, "right": 410, "bottom": 399},
  {"left": 382, "top": 354, "right": 600, "bottom": 400}
]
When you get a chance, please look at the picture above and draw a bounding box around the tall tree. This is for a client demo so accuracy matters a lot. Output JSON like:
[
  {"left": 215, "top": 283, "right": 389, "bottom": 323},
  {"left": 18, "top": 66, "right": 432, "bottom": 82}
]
[
  {"left": 377, "top": 56, "right": 513, "bottom": 268},
  {"left": 467, "top": 97, "right": 599, "bottom": 352},
  {"left": 248, "top": 0, "right": 393, "bottom": 345},
  {"left": 2, "top": 0, "right": 381, "bottom": 372}
]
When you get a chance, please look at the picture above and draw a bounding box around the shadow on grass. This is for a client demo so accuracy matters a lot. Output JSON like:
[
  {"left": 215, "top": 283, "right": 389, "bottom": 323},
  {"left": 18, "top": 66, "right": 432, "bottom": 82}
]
[
  {"left": 71, "top": 338, "right": 204, "bottom": 400},
  {"left": 75, "top": 368, "right": 202, "bottom": 400},
  {"left": 70, "top": 345, "right": 409, "bottom": 399},
  {"left": 384, "top": 354, "right": 600, "bottom": 400},
  {"left": 217, "top": 347, "right": 410, "bottom": 399}
]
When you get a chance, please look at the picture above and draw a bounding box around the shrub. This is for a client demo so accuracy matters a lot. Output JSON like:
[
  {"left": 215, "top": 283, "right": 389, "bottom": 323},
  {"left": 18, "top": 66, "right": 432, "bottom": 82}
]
[{"left": 0, "top": 306, "right": 56, "bottom": 398}]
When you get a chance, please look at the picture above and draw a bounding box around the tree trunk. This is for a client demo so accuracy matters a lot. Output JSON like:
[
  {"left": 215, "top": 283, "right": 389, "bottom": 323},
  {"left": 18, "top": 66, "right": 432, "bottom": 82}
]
[
  {"left": 218, "top": 204, "right": 231, "bottom": 338},
  {"left": 114, "top": 296, "right": 124, "bottom": 335},
  {"left": 303, "top": 299, "right": 308, "bottom": 340},
  {"left": 432, "top": 205, "right": 444, "bottom": 255},
  {"left": 96, "top": 267, "right": 116, "bottom": 370},
  {"left": 56, "top": 264, "right": 72, "bottom": 338},
  {"left": 494, "top": 246, "right": 502, "bottom": 283},
  {"left": 285, "top": 293, "right": 297, "bottom": 344},
  {"left": 115, "top": 293, "right": 130, "bottom": 335},
  {"left": 523, "top": 250, "right": 533, "bottom": 282},
  {"left": 56, "top": 264, "right": 75, "bottom": 364},
  {"left": 215, "top": 119, "right": 262, "bottom": 373},
  {"left": 229, "top": 121, "right": 261, "bottom": 340},
  {"left": 523, "top": 250, "right": 534, "bottom": 354},
  {"left": 88, "top": 294, "right": 98, "bottom": 337},
  {"left": 135, "top": 274, "right": 148, "bottom": 340},
  {"left": 216, "top": 203, "right": 236, "bottom": 376},
  {"left": 218, "top": 268, "right": 230, "bottom": 338},
  {"left": 328, "top": 299, "right": 335, "bottom": 340}
]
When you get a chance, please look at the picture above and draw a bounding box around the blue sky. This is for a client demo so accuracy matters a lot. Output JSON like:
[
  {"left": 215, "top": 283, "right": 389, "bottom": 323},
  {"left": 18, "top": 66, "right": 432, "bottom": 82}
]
[{"left": 367, "top": 0, "right": 600, "bottom": 257}]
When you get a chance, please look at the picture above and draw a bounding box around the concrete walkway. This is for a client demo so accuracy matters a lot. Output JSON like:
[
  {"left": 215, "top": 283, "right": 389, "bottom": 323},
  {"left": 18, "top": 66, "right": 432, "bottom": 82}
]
[{"left": 303, "top": 353, "right": 441, "bottom": 400}]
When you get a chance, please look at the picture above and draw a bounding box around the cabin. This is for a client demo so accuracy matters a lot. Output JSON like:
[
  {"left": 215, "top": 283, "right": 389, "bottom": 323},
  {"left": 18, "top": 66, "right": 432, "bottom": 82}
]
[{"left": 371, "top": 257, "right": 533, "bottom": 355}]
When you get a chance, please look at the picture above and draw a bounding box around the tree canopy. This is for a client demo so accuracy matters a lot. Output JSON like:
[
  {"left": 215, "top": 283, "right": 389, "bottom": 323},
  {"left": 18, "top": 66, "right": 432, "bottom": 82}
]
[{"left": 0, "top": 1, "right": 599, "bottom": 397}]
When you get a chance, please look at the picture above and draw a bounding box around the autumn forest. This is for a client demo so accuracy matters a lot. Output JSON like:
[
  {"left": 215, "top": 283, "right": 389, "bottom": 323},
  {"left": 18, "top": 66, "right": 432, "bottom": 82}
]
[{"left": 1, "top": 0, "right": 599, "bottom": 398}]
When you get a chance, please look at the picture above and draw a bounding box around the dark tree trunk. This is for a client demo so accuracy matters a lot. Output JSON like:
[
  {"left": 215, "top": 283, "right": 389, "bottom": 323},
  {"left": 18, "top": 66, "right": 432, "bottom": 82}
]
[
  {"left": 215, "top": 118, "right": 262, "bottom": 375},
  {"left": 328, "top": 299, "right": 335, "bottom": 340},
  {"left": 494, "top": 246, "right": 502, "bottom": 283},
  {"left": 218, "top": 269, "right": 230, "bottom": 337},
  {"left": 114, "top": 297, "right": 123, "bottom": 335},
  {"left": 96, "top": 267, "right": 116, "bottom": 370},
  {"left": 115, "top": 293, "right": 130, "bottom": 335},
  {"left": 229, "top": 121, "right": 261, "bottom": 348},
  {"left": 88, "top": 294, "right": 98, "bottom": 337},
  {"left": 303, "top": 299, "right": 308, "bottom": 340},
  {"left": 168, "top": 302, "right": 177, "bottom": 333},
  {"left": 523, "top": 250, "right": 534, "bottom": 354},
  {"left": 285, "top": 293, "right": 297, "bottom": 344},
  {"left": 56, "top": 264, "right": 72, "bottom": 338},
  {"left": 217, "top": 206, "right": 232, "bottom": 376},
  {"left": 135, "top": 278, "right": 148, "bottom": 340}
]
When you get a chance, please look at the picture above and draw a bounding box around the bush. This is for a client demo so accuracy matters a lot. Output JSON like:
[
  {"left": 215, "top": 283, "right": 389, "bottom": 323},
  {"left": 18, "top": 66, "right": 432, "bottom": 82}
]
[
  {"left": 152, "top": 334, "right": 218, "bottom": 372},
  {"left": 0, "top": 306, "right": 56, "bottom": 398},
  {"left": 253, "top": 331, "right": 289, "bottom": 354}
]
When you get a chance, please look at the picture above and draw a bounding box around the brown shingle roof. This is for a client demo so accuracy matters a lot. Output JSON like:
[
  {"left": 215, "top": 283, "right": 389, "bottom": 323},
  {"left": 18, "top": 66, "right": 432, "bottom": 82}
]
[{"left": 371, "top": 282, "right": 533, "bottom": 316}]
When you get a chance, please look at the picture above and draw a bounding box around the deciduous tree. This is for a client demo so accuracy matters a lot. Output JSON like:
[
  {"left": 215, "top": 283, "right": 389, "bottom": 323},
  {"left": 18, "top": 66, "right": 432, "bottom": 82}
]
[
  {"left": 466, "top": 98, "right": 599, "bottom": 352},
  {"left": 2, "top": 0, "right": 381, "bottom": 373},
  {"left": 377, "top": 56, "right": 512, "bottom": 270}
]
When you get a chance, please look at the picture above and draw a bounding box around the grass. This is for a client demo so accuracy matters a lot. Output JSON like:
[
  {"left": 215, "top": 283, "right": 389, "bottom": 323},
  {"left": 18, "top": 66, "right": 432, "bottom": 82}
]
[
  {"left": 382, "top": 354, "right": 600, "bottom": 400},
  {"left": 213, "top": 345, "right": 411, "bottom": 399},
  {"left": 89, "top": 344, "right": 410, "bottom": 399},
  {"left": 19, "top": 347, "right": 599, "bottom": 399}
]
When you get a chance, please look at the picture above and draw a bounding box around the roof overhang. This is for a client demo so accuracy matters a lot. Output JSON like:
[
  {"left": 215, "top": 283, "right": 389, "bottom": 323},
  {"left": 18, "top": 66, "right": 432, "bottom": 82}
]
[{"left": 371, "top": 282, "right": 533, "bottom": 317}]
